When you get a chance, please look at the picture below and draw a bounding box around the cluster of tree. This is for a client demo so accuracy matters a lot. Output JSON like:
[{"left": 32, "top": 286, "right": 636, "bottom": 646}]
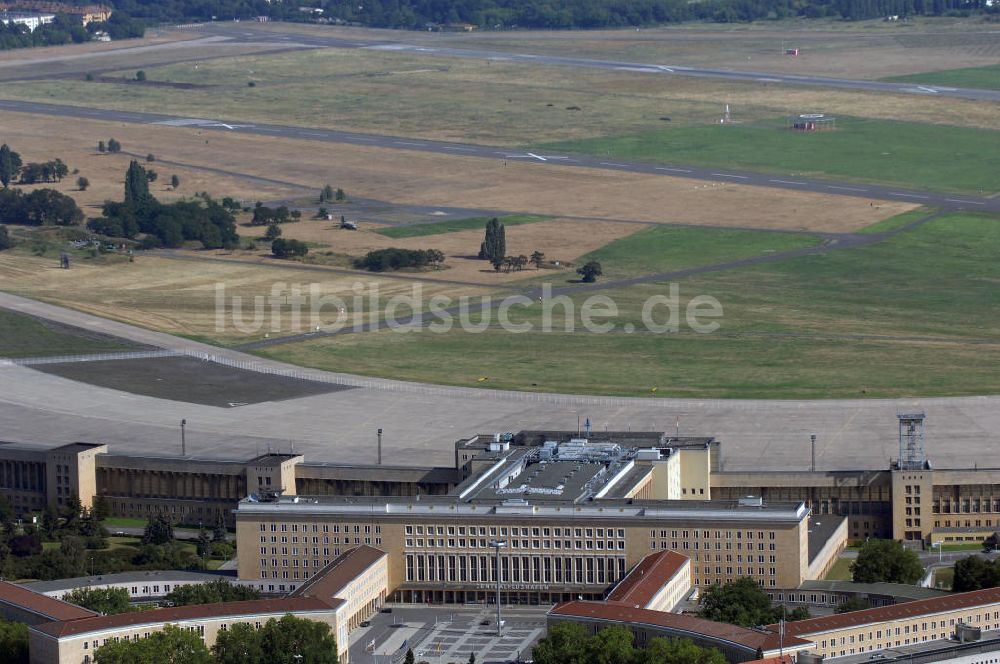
[
  {"left": 167, "top": 579, "right": 260, "bottom": 606},
  {"left": 94, "top": 614, "right": 338, "bottom": 664},
  {"left": 87, "top": 161, "right": 239, "bottom": 249},
  {"left": 0, "top": 618, "right": 28, "bottom": 664},
  {"left": 533, "top": 622, "right": 727, "bottom": 664},
  {"left": 0, "top": 144, "right": 72, "bottom": 186},
  {"left": 354, "top": 247, "right": 445, "bottom": 271},
  {"left": 952, "top": 554, "right": 1000, "bottom": 592},
  {"left": 63, "top": 587, "right": 134, "bottom": 615},
  {"left": 97, "top": 139, "right": 122, "bottom": 154},
  {"left": 0, "top": 495, "right": 110, "bottom": 581},
  {"left": 195, "top": 518, "right": 234, "bottom": 559},
  {"left": 0, "top": 13, "right": 91, "bottom": 51},
  {"left": 495, "top": 254, "right": 529, "bottom": 272},
  {"left": 851, "top": 538, "right": 924, "bottom": 584},
  {"left": 18, "top": 158, "right": 70, "bottom": 184},
  {"left": 251, "top": 204, "right": 301, "bottom": 226},
  {"left": 0, "top": 187, "right": 84, "bottom": 226},
  {"left": 318, "top": 184, "right": 345, "bottom": 203},
  {"left": 271, "top": 238, "right": 309, "bottom": 258},
  {"left": 699, "top": 577, "right": 810, "bottom": 627}
]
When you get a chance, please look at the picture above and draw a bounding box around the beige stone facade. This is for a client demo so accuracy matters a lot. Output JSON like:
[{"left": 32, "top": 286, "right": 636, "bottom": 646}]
[{"left": 235, "top": 497, "right": 827, "bottom": 604}]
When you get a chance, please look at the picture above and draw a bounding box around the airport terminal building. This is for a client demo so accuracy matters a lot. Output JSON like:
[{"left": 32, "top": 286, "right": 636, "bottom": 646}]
[{"left": 234, "top": 435, "right": 847, "bottom": 602}]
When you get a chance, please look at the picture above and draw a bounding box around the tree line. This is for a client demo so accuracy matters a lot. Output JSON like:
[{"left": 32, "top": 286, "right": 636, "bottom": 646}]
[
  {"left": 93, "top": 614, "right": 338, "bottom": 664},
  {"left": 296, "top": 0, "right": 997, "bottom": 29},
  {"left": 354, "top": 247, "right": 444, "bottom": 271},
  {"left": 533, "top": 622, "right": 726, "bottom": 664}
]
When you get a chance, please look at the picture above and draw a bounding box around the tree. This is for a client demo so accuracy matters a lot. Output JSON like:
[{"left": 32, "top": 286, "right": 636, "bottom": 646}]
[
  {"left": 77, "top": 176, "right": 90, "bottom": 191},
  {"left": 107, "top": 138, "right": 122, "bottom": 153},
  {"left": 63, "top": 587, "right": 132, "bottom": 615},
  {"left": 836, "top": 596, "right": 872, "bottom": 613},
  {"left": 0, "top": 225, "right": 11, "bottom": 251},
  {"left": 196, "top": 527, "right": 211, "bottom": 558},
  {"left": 531, "top": 250, "right": 545, "bottom": 269},
  {"left": 0, "top": 143, "right": 21, "bottom": 188},
  {"left": 97, "top": 140, "right": 106, "bottom": 153},
  {"left": 319, "top": 184, "right": 335, "bottom": 202},
  {"left": 952, "top": 555, "right": 1000, "bottom": 592},
  {"left": 271, "top": 238, "right": 308, "bottom": 258},
  {"left": 213, "top": 622, "right": 265, "bottom": 664},
  {"left": 335, "top": 188, "right": 345, "bottom": 202},
  {"left": 142, "top": 514, "right": 174, "bottom": 546},
  {"left": 851, "top": 539, "right": 924, "bottom": 584},
  {"left": 404, "top": 649, "right": 415, "bottom": 664},
  {"left": 258, "top": 614, "right": 339, "bottom": 664},
  {"left": 480, "top": 217, "right": 505, "bottom": 263},
  {"left": 468, "top": 654, "right": 476, "bottom": 664},
  {"left": 212, "top": 514, "right": 227, "bottom": 543},
  {"left": 171, "top": 174, "right": 180, "bottom": 189},
  {"left": 135, "top": 70, "right": 146, "bottom": 81},
  {"left": 91, "top": 494, "right": 110, "bottom": 521},
  {"left": 699, "top": 577, "right": 808, "bottom": 627},
  {"left": 146, "top": 153, "right": 156, "bottom": 162},
  {"left": 0, "top": 619, "right": 28, "bottom": 664},
  {"left": 577, "top": 260, "right": 603, "bottom": 283},
  {"left": 124, "top": 160, "right": 152, "bottom": 210},
  {"left": 95, "top": 624, "right": 211, "bottom": 664},
  {"left": 146, "top": 170, "right": 158, "bottom": 183}
]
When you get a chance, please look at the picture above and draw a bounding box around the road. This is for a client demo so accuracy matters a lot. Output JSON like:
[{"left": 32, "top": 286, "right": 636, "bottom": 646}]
[
  {"left": 0, "top": 97, "right": 995, "bottom": 212},
  {"left": 185, "top": 23, "right": 1000, "bottom": 105}
]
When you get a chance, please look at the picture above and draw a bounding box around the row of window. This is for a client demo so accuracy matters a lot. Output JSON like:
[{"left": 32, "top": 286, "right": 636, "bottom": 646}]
[
  {"left": 259, "top": 523, "right": 381, "bottom": 534},
  {"left": 651, "top": 540, "right": 776, "bottom": 552},
  {"left": 406, "top": 525, "right": 627, "bottom": 539},
  {"left": 407, "top": 537, "right": 626, "bottom": 551},
  {"left": 404, "top": 553, "right": 626, "bottom": 586}
]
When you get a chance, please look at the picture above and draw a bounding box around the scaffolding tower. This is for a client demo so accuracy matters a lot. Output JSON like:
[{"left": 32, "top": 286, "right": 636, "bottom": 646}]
[{"left": 897, "top": 412, "right": 927, "bottom": 470}]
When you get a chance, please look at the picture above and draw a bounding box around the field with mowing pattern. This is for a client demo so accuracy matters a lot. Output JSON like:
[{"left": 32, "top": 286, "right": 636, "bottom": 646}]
[
  {"left": 886, "top": 64, "right": 1000, "bottom": 91},
  {"left": 257, "top": 213, "right": 1000, "bottom": 398},
  {"left": 539, "top": 118, "right": 1000, "bottom": 194}
]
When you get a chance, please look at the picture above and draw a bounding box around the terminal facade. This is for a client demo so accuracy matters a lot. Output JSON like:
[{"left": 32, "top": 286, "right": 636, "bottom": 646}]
[{"left": 2, "top": 415, "right": 999, "bottom": 547}]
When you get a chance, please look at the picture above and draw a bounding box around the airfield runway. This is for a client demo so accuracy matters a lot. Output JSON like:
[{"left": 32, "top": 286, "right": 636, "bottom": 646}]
[
  {"left": 183, "top": 23, "right": 1000, "bottom": 105},
  {"left": 2, "top": 292, "right": 1000, "bottom": 472},
  {"left": 0, "top": 97, "right": 995, "bottom": 213}
]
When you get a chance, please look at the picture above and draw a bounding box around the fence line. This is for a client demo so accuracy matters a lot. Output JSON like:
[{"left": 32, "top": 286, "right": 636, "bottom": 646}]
[{"left": 2, "top": 349, "right": 181, "bottom": 366}]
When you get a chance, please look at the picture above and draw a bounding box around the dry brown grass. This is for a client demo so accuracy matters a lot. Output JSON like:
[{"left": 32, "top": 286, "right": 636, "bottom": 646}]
[
  {"left": 232, "top": 217, "right": 646, "bottom": 284},
  {"left": 0, "top": 251, "right": 491, "bottom": 343},
  {"left": 0, "top": 110, "right": 913, "bottom": 235}
]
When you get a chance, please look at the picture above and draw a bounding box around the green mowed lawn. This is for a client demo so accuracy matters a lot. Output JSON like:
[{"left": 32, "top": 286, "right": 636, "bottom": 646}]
[
  {"left": 574, "top": 225, "right": 822, "bottom": 280},
  {"left": 258, "top": 213, "right": 1000, "bottom": 398},
  {"left": 0, "top": 308, "right": 136, "bottom": 358},
  {"left": 885, "top": 64, "right": 1000, "bottom": 92},
  {"left": 375, "top": 215, "right": 548, "bottom": 239},
  {"left": 537, "top": 118, "right": 1000, "bottom": 194}
]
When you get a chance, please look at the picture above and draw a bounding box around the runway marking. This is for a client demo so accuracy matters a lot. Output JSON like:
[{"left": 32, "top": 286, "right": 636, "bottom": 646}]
[
  {"left": 769, "top": 179, "right": 806, "bottom": 185},
  {"left": 711, "top": 173, "right": 749, "bottom": 179},
  {"left": 302, "top": 131, "right": 327, "bottom": 137},
  {"left": 757, "top": 77, "right": 782, "bottom": 83},
  {"left": 655, "top": 167, "right": 692, "bottom": 173},
  {"left": 395, "top": 141, "right": 426, "bottom": 147},
  {"left": 442, "top": 146, "right": 475, "bottom": 151},
  {"left": 256, "top": 127, "right": 280, "bottom": 132},
  {"left": 827, "top": 185, "right": 869, "bottom": 192},
  {"left": 945, "top": 198, "right": 986, "bottom": 205},
  {"left": 889, "top": 192, "right": 930, "bottom": 199},
  {"left": 345, "top": 136, "right": 375, "bottom": 142},
  {"left": 600, "top": 162, "right": 628, "bottom": 167}
]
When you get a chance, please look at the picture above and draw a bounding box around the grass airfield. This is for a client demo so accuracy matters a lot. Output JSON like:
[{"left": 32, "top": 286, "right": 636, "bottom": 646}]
[{"left": 0, "top": 20, "right": 999, "bottom": 398}]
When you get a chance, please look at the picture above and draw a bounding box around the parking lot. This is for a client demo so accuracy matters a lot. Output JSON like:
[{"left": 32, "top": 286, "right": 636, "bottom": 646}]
[{"left": 348, "top": 604, "right": 548, "bottom": 664}]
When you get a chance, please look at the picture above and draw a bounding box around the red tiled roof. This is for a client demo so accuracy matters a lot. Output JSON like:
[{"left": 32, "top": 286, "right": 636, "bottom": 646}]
[
  {"left": 32, "top": 597, "right": 334, "bottom": 638},
  {"left": 743, "top": 655, "right": 796, "bottom": 664},
  {"left": 770, "top": 586, "right": 1000, "bottom": 637},
  {"left": 0, "top": 580, "right": 98, "bottom": 622},
  {"left": 291, "top": 545, "right": 386, "bottom": 602},
  {"left": 550, "top": 601, "right": 811, "bottom": 652},
  {"left": 606, "top": 550, "right": 690, "bottom": 608}
]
